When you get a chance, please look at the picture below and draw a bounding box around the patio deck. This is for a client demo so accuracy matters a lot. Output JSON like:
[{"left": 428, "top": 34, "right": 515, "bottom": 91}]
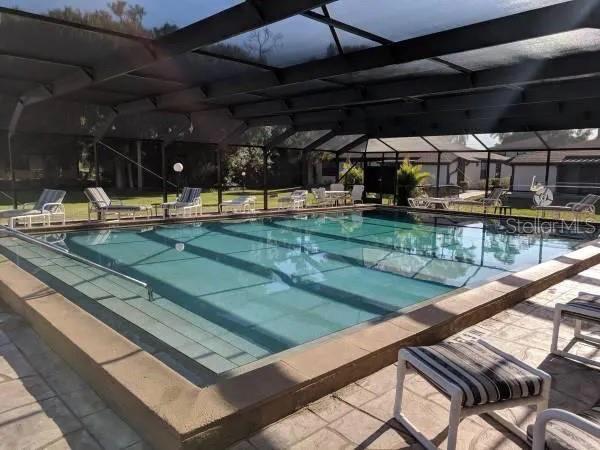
[
  {"left": 228, "top": 264, "right": 600, "bottom": 450},
  {"left": 0, "top": 299, "right": 148, "bottom": 450}
]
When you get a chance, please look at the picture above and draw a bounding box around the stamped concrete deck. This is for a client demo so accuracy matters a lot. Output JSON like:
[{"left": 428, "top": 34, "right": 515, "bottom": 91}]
[
  {"left": 229, "top": 264, "right": 600, "bottom": 450},
  {"left": 0, "top": 299, "right": 147, "bottom": 450}
]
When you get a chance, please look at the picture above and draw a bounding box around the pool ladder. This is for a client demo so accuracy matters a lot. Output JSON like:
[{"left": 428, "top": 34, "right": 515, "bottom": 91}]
[{"left": 0, "top": 225, "right": 154, "bottom": 302}]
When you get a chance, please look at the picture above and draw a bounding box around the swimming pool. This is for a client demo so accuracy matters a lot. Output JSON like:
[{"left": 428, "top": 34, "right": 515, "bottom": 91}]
[{"left": 1, "top": 210, "right": 595, "bottom": 377}]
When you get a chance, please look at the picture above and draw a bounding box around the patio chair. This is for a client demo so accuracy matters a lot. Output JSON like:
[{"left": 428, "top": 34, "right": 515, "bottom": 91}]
[
  {"left": 533, "top": 193, "right": 600, "bottom": 219},
  {"left": 530, "top": 407, "right": 600, "bottom": 450},
  {"left": 551, "top": 292, "right": 600, "bottom": 367},
  {"left": 450, "top": 188, "right": 505, "bottom": 212},
  {"left": 394, "top": 339, "right": 551, "bottom": 450},
  {"left": 330, "top": 183, "right": 345, "bottom": 192},
  {"left": 84, "top": 187, "right": 150, "bottom": 221},
  {"left": 408, "top": 192, "right": 450, "bottom": 209},
  {"left": 351, "top": 185, "right": 364, "bottom": 204},
  {"left": 0, "top": 189, "right": 66, "bottom": 228},
  {"left": 161, "top": 187, "right": 202, "bottom": 217},
  {"left": 311, "top": 188, "right": 333, "bottom": 207},
  {"left": 219, "top": 195, "right": 256, "bottom": 213},
  {"left": 277, "top": 190, "right": 307, "bottom": 209}
]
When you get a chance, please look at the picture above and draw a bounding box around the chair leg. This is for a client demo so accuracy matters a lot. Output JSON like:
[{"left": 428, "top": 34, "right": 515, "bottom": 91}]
[
  {"left": 551, "top": 306, "right": 563, "bottom": 355},
  {"left": 446, "top": 393, "right": 462, "bottom": 450},
  {"left": 393, "top": 358, "right": 407, "bottom": 419}
]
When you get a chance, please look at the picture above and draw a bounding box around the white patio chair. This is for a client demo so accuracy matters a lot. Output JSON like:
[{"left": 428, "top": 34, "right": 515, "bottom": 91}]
[
  {"left": 311, "top": 188, "right": 333, "bottom": 207},
  {"left": 219, "top": 195, "right": 256, "bottom": 213},
  {"left": 277, "top": 190, "right": 307, "bottom": 209},
  {"left": 394, "top": 339, "right": 551, "bottom": 450},
  {"left": 350, "top": 185, "right": 364, "bottom": 204},
  {"left": 330, "top": 183, "right": 344, "bottom": 191},
  {"left": 84, "top": 187, "right": 150, "bottom": 221},
  {"left": 0, "top": 189, "right": 66, "bottom": 228},
  {"left": 161, "top": 187, "right": 202, "bottom": 217},
  {"left": 551, "top": 292, "right": 600, "bottom": 367},
  {"left": 530, "top": 407, "right": 600, "bottom": 450}
]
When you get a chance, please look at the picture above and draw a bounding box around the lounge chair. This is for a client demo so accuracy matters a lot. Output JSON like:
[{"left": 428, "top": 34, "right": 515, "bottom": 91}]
[
  {"left": 311, "top": 188, "right": 333, "bottom": 207},
  {"left": 350, "top": 185, "right": 364, "bottom": 204},
  {"left": 530, "top": 407, "right": 600, "bottom": 450},
  {"left": 277, "top": 190, "right": 307, "bottom": 209},
  {"left": 450, "top": 187, "right": 506, "bottom": 212},
  {"left": 394, "top": 339, "right": 551, "bottom": 450},
  {"left": 408, "top": 193, "right": 450, "bottom": 209},
  {"left": 533, "top": 193, "right": 600, "bottom": 218},
  {"left": 219, "top": 195, "right": 256, "bottom": 213},
  {"left": 84, "top": 187, "right": 150, "bottom": 221},
  {"left": 161, "top": 187, "right": 202, "bottom": 217},
  {"left": 551, "top": 292, "right": 600, "bottom": 367},
  {"left": 0, "top": 189, "right": 66, "bottom": 228}
]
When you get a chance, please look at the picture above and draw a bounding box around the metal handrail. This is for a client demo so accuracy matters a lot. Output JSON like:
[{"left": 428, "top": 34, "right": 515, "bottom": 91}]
[{"left": 0, "top": 225, "right": 154, "bottom": 301}]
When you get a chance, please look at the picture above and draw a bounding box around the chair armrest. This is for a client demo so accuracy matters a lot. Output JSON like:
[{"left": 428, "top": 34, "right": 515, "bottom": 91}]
[
  {"left": 20, "top": 202, "right": 35, "bottom": 210},
  {"left": 532, "top": 408, "right": 600, "bottom": 450},
  {"left": 41, "top": 203, "right": 64, "bottom": 213}
]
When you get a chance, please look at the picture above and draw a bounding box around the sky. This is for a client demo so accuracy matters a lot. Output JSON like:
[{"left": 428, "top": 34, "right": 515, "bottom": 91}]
[{"left": 0, "top": 0, "right": 242, "bottom": 27}]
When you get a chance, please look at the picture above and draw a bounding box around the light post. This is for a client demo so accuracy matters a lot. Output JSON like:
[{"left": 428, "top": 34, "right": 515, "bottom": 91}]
[
  {"left": 173, "top": 162, "right": 183, "bottom": 197},
  {"left": 241, "top": 170, "right": 246, "bottom": 193}
]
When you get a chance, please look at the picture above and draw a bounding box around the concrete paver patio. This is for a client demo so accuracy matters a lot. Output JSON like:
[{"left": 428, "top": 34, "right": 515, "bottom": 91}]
[
  {"left": 229, "top": 264, "right": 600, "bottom": 449},
  {"left": 0, "top": 300, "right": 147, "bottom": 450}
]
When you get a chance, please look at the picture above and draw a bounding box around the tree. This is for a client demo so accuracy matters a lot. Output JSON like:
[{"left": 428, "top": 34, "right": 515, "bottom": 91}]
[
  {"left": 108, "top": 1, "right": 127, "bottom": 23},
  {"left": 396, "top": 158, "right": 430, "bottom": 206},
  {"left": 243, "top": 27, "right": 283, "bottom": 63},
  {"left": 340, "top": 160, "right": 363, "bottom": 187}
]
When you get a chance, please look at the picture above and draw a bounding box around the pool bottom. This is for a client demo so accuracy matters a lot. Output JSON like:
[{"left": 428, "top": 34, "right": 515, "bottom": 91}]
[{"left": 2, "top": 240, "right": 599, "bottom": 450}]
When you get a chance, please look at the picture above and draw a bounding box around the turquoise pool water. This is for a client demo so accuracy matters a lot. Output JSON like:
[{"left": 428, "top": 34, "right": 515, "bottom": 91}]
[{"left": 2, "top": 210, "right": 594, "bottom": 375}]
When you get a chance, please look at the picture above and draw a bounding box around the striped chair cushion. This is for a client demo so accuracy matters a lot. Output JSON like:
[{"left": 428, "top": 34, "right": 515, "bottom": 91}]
[
  {"left": 403, "top": 341, "right": 544, "bottom": 407},
  {"left": 178, "top": 187, "right": 201, "bottom": 204},
  {"left": 527, "top": 405, "right": 600, "bottom": 450},
  {"left": 565, "top": 293, "right": 600, "bottom": 319}
]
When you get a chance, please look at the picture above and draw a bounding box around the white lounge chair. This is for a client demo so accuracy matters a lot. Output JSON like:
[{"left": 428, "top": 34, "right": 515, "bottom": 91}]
[
  {"left": 350, "top": 185, "right": 364, "bottom": 204},
  {"left": 84, "top": 187, "right": 150, "bottom": 221},
  {"left": 394, "top": 339, "right": 551, "bottom": 450},
  {"left": 530, "top": 407, "right": 600, "bottom": 450},
  {"left": 161, "top": 187, "right": 202, "bottom": 217},
  {"left": 0, "top": 189, "right": 66, "bottom": 228},
  {"left": 277, "top": 190, "right": 307, "bottom": 209},
  {"left": 311, "top": 188, "right": 333, "bottom": 207},
  {"left": 408, "top": 193, "right": 450, "bottom": 209},
  {"left": 219, "top": 195, "right": 256, "bottom": 213},
  {"left": 534, "top": 193, "right": 600, "bottom": 218},
  {"left": 450, "top": 187, "right": 506, "bottom": 212},
  {"left": 551, "top": 292, "right": 600, "bottom": 367}
]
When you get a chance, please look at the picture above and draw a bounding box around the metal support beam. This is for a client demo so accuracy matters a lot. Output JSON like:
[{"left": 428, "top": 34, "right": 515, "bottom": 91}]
[
  {"left": 394, "top": 151, "right": 399, "bottom": 205},
  {"left": 7, "top": 100, "right": 24, "bottom": 209},
  {"left": 216, "top": 147, "right": 223, "bottom": 207},
  {"left": 161, "top": 142, "right": 167, "bottom": 203},
  {"left": 484, "top": 151, "right": 492, "bottom": 198},
  {"left": 436, "top": 151, "right": 442, "bottom": 197},
  {"left": 94, "top": 142, "right": 100, "bottom": 187},
  {"left": 534, "top": 131, "right": 552, "bottom": 185},
  {"left": 263, "top": 147, "right": 269, "bottom": 210}
]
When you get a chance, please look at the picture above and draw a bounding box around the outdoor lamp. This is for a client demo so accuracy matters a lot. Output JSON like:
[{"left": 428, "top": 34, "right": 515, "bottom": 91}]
[{"left": 173, "top": 163, "right": 184, "bottom": 196}]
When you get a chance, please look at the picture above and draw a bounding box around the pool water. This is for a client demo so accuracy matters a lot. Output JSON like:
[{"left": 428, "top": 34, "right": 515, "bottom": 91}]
[{"left": 3, "top": 210, "right": 594, "bottom": 375}]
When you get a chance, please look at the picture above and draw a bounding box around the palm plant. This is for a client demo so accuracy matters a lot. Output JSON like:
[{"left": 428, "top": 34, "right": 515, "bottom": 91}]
[{"left": 396, "top": 159, "right": 430, "bottom": 206}]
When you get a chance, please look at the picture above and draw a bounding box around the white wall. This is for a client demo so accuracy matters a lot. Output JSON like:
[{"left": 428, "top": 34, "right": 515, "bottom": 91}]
[{"left": 511, "top": 165, "right": 557, "bottom": 195}]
